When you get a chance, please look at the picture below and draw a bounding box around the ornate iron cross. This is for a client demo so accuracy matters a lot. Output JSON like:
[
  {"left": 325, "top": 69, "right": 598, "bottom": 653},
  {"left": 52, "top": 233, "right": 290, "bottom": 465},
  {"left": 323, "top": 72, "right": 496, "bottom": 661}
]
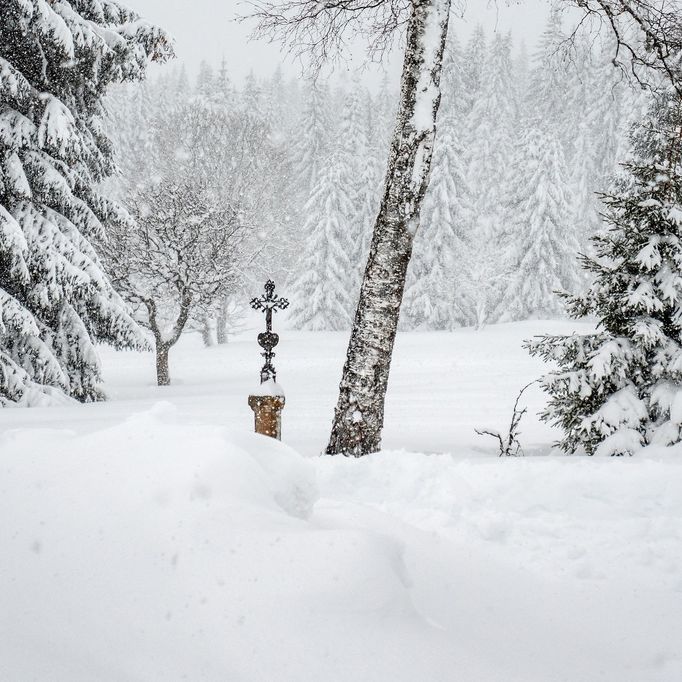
[{"left": 250, "top": 280, "right": 289, "bottom": 383}]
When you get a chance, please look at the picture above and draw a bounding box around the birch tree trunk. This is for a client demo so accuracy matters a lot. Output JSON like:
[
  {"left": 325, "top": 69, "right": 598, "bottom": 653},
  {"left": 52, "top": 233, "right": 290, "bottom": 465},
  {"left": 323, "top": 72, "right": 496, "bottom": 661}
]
[{"left": 326, "top": 0, "right": 451, "bottom": 456}]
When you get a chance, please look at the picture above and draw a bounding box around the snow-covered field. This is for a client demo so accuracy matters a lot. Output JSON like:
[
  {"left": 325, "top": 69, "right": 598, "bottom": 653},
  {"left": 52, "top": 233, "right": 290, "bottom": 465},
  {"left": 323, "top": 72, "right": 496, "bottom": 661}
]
[{"left": 2, "top": 321, "right": 681, "bottom": 681}]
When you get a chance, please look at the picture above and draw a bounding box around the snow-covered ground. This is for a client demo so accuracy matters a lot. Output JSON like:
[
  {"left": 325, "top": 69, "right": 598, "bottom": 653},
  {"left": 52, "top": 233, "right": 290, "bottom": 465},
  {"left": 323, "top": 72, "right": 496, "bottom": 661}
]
[{"left": 2, "top": 321, "right": 681, "bottom": 681}]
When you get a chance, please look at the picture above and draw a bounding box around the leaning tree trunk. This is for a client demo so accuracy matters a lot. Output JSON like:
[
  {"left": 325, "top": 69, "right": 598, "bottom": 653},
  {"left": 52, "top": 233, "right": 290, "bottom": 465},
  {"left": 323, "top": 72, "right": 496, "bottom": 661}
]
[{"left": 326, "top": 0, "right": 451, "bottom": 456}]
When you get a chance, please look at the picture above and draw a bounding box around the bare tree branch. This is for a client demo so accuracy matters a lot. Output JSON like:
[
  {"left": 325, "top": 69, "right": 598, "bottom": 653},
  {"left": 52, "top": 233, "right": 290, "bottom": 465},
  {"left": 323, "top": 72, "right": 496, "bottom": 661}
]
[
  {"left": 241, "top": 0, "right": 682, "bottom": 91},
  {"left": 239, "top": 0, "right": 412, "bottom": 66},
  {"left": 475, "top": 381, "right": 539, "bottom": 457},
  {"left": 567, "top": 0, "right": 682, "bottom": 94}
]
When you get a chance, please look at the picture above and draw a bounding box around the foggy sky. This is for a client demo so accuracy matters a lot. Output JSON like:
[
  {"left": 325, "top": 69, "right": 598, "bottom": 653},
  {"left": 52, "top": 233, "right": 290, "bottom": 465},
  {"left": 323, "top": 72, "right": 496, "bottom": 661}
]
[{"left": 131, "top": 0, "right": 551, "bottom": 87}]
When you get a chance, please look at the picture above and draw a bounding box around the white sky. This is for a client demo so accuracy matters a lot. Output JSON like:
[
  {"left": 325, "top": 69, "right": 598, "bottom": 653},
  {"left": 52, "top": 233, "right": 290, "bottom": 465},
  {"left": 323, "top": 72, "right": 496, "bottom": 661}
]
[{"left": 131, "top": 0, "right": 551, "bottom": 87}]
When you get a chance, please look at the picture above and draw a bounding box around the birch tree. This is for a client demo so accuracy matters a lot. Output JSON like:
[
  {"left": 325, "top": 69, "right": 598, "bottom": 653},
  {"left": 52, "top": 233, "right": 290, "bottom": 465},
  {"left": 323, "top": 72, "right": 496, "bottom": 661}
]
[{"left": 247, "top": 0, "right": 682, "bottom": 456}]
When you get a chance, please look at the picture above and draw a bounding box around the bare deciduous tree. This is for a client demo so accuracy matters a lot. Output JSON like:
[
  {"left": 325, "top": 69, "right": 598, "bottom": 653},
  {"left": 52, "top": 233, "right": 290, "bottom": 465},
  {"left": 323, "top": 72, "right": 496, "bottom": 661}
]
[
  {"left": 570, "top": 1, "right": 682, "bottom": 94},
  {"left": 246, "top": 0, "right": 682, "bottom": 456},
  {"left": 103, "top": 180, "right": 246, "bottom": 385}
]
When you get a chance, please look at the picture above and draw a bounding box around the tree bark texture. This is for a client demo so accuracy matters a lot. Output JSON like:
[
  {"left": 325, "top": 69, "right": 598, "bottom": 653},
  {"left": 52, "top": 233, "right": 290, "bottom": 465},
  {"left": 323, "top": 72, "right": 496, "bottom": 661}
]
[
  {"left": 326, "top": 0, "right": 451, "bottom": 456},
  {"left": 146, "top": 292, "right": 192, "bottom": 387},
  {"left": 156, "top": 344, "right": 170, "bottom": 386},
  {"left": 216, "top": 297, "right": 228, "bottom": 344}
]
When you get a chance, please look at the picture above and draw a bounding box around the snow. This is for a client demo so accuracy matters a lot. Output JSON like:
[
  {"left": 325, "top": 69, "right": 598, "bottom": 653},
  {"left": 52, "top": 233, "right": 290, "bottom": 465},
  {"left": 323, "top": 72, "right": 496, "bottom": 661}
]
[
  {"left": 251, "top": 378, "right": 285, "bottom": 397},
  {"left": 38, "top": 95, "right": 80, "bottom": 156},
  {"left": 1, "top": 320, "right": 681, "bottom": 681},
  {"left": 37, "top": 0, "right": 75, "bottom": 59}
]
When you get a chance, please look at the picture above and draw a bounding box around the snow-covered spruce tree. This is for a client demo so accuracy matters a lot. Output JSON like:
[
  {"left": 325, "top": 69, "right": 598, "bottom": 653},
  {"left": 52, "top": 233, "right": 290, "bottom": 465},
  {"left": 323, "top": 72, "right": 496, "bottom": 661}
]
[
  {"left": 497, "top": 127, "right": 580, "bottom": 320},
  {"left": 0, "top": 0, "right": 170, "bottom": 405},
  {"left": 196, "top": 60, "right": 215, "bottom": 99},
  {"left": 289, "top": 78, "right": 331, "bottom": 212},
  {"left": 337, "top": 77, "right": 381, "bottom": 294},
  {"left": 566, "top": 36, "right": 630, "bottom": 248},
  {"left": 525, "top": 6, "right": 575, "bottom": 157},
  {"left": 403, "top": 109, "right": 469, "bottom": 329},
  {"left": 527, "top": 89, "right": 682, "bottom": 456},
  {"left": 464, "top": 31, "right": 518, "bottom": 328},
  {"left": 287, "top": 146, "right": 355, "bottom": 330},
  {"left": 460, "top": 25, "right": 486, "bottom": 120}
]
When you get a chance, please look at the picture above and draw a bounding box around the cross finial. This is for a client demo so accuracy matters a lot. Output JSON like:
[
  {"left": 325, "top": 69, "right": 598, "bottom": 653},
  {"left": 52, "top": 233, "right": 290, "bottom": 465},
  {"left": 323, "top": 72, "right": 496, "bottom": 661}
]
[
  {"left": 250, "top": 280, "right": 289, "bottom": 333},
  {"left": 250, "top": 281, "right": 289, "bottom": 383}
]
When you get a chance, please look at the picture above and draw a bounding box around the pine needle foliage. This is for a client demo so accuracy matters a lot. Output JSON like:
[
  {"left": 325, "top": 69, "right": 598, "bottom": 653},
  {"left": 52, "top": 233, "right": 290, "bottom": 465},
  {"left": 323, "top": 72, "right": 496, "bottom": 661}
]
[
  {"left": 0, "top": 0, "right": 171, "bottom": 405},
  {"left": 527, "top": 86, "right": 682, "bottom": 455}
]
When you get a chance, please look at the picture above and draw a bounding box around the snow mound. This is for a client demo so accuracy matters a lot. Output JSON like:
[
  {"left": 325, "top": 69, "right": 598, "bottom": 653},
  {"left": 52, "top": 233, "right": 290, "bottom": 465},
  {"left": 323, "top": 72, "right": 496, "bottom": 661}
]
[
  {"left": 0, "top": 405, "right": 324, "bottom": 681},
  {"left": 0, "top": 400, "right": 318, "bottom": 523},
  {"left": 317, "top": 449, "right": 682, "bottom": 588},
  {"left": 0, "top": 406, "right": 456, "bottom": 682}
]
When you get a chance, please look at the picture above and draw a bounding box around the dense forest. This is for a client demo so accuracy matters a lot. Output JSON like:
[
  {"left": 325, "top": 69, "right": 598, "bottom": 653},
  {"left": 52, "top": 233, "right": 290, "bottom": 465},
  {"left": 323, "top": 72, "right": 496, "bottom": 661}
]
[{"left": 105, "top": 10, "right": 644, "bottom": 335}]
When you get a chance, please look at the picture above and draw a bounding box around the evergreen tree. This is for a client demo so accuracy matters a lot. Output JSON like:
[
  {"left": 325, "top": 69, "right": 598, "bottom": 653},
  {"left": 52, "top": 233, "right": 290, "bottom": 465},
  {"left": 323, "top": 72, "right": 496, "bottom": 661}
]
[
  {"left": 439, "top": 31, "right": 463, "bottom": 117},
  {"left": 403, "top": 110, "right": 469, "bottom": 329},
  {"left": 466, "top": 30, "right": 517, "bottom": 212},
  {"left": 106, "top": 77, "right": 156, "bottom": 197},
  {"left": 242, "top": 70, "right": 263, "bottom": 113},
  {"left": 515, "top": 40, "right": 530, "bottom": 111},
  {"left": 173, "top": 65, "right": 191, "bottom": 101},
  {"left": 525, "top": 5, "right": 575, "bottom": 155},
  {"left": 589, "top": 46, "right": 627, "bottom": 184},
  {"left": 196, "top": 60, "right": 215, "bottom": 98},
  {"left": 464, "top": 30, "right": 517, "bottom": 327},
  {"left": 0, "top": 0, "right": 170, "bottom": 405},
  {"left": 567, "top": 38, "right": 628, "bottom": 247},
  {"left": 214, "top": 57, "right": 236, "bottom": 105},
  {"left": 264, "top": 66, "right": 288, "bottom": 137},
  {"left": 338, "top": 76, "right": 378, "bottom": 288},
  {"left": 460, "top": 25, "right": 486, "bottom": 119},
  {"left": 289, "top": 78, "right": 331, "bottom": 209},
  {"left": 498, "top": 127, "right": 580, "bottom": 320},
  {"left": 527, "top": 87, "right": 682, "bottom": 456},
  {"left": 288, "top": 147, "right": 355, "bottom": 330}
]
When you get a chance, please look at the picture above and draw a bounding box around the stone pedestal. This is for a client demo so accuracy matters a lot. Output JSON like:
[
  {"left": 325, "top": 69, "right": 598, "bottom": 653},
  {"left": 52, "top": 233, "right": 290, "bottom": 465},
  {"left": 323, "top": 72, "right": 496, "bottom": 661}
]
[{"left": 248, "top": 395, "right": 285, "bottom": 440}]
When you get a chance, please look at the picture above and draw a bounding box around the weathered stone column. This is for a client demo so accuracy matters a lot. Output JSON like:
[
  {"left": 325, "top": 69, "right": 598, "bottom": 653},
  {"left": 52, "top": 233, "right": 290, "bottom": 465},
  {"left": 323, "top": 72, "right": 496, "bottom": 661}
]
[{"left": 248, "top": 392, "right": 285, "bottom": 440}]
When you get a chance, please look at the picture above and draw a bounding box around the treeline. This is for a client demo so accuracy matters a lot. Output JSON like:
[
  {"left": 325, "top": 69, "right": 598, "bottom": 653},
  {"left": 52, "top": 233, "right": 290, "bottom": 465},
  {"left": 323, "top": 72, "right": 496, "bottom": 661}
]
[{"left": 105, "top": 8, "right": 643, "bottom": 332}]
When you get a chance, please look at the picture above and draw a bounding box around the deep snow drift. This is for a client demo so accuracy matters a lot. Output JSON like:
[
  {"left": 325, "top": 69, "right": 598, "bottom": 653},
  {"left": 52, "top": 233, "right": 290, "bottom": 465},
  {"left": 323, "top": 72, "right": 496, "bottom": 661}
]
[{"left": 1, "top": 322, "right": 681, "bottom": 681}]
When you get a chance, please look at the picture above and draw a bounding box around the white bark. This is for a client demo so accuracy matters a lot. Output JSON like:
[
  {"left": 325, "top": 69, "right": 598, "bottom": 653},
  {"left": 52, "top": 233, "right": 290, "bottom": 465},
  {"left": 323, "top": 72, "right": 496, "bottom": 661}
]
[{"left": 326, "top": 0, "right": 451, "bottom": 456}]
